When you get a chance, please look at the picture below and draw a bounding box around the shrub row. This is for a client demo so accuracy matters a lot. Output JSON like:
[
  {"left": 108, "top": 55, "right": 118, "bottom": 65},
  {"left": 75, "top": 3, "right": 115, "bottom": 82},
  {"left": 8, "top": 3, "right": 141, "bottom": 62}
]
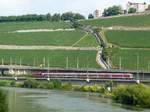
[
  {"left": 112, "top": 84, "right": 150, "bottom": 108},
  {"left": 0, "top": 90, "right": 8, "bottom": 112}
]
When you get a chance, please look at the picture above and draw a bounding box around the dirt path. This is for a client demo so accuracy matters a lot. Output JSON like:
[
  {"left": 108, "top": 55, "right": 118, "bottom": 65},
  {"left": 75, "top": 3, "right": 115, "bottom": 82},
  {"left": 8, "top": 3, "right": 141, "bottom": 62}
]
[
  {"left": 119, "top": 47, "right": 150, "bottom": 51},
  {"left": 0, "top": 45, "right": 98, "bottom": 51},
  {"left": 9, "top": 28, "right": 75, "bottom": 33},
  {"left": 104, "top": 26, "right": 150, "bottom": 31}
]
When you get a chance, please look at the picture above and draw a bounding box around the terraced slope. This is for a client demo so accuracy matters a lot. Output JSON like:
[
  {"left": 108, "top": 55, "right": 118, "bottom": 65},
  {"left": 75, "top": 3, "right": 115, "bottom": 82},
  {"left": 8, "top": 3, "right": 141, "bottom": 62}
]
[
  {"left": 0, "top": 31, "right": 98, "bottom": 46},
  {"left": 105, "top": 30, "right": 150, "bottom": 48},
  {"left": 81, "top": 14, "right": 150, "bottom": 27},
  {"left": 0, "top": 21, "right": 71, "bottom": 32},
  {"left": 0, "top": 21, "right": 100, "bottom": 69},
  {"left": 80, "top": 14, "right": 150, "bottom": 71},
  {"left": 0, "top": 49, "right": 99, "bottom": 68},
  {"left": 111, "top": 48, "right": 150, "bottom": 71}
]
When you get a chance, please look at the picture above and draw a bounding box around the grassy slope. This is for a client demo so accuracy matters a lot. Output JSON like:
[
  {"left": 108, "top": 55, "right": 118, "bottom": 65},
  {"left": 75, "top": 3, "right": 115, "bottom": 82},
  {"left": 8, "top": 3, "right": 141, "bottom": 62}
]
[
  {"left": 74, "top": 33, "right": 98, "bottom": 47},
  {"left": 0, "top": 31, "right": 83, "bottom": 46},
  {"left": 80, "top": 14, "right": 150, "bottom": 27},
  {"left": 0, "top": 49, "right": 99, "bottom": 68},
  {"left": 80, "top": 14, "right": 150, "bottom": 70},
  {"left": 0, "top": 21, "right": 100, "bottom": 68},
  {"left": 111, "top": 48, "right": 150, "bottom": 71},
  {"left": 0, "top": 31, "right": 97, "bottom": 47},
  {"left": 105, "top": 30, "right": 150, "bottom": 48},
  {"left": 0, "top": 21, "right": 71, "bottom": 32}
]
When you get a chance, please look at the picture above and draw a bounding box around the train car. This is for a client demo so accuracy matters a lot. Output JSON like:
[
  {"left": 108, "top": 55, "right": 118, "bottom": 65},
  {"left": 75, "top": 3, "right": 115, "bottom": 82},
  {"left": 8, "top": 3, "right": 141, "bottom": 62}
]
[{"left": 37, "top": 72, "right": 133, "bottom": 80}]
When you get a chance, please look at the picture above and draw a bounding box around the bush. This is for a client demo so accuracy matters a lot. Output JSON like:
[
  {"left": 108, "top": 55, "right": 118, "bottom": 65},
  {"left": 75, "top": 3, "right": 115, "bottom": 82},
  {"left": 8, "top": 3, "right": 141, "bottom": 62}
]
[
  {"left": 37, "top": 82, "right": 54, "bottom": 89},
  {"left": 0, "top": 90, "right": 8, "bottom": 112},
  {"left": 80, "top": 85, "right": 101, "bottom": 92},
  {"left": 112, "top": 84, "right": 150, "bottom": 108},
  {"left": 62, "top": 82, "right": 72, "bottom": 91},
  {"left": 15, "top": 82, "right": 23, "bottom": 88},
  {"left": 90, "top": 85, "right": 99, "bottom": 92},
  {"left": 10, "top": 81, "right": 16, "bottom": 87},
  {"left": 80, "top": 85, "right": 91, "bottom": 92},
  {"left": 51, "top": 80, "right": 62, "bottom": 89},
  {"left": 22, "top": 79, "right": 39, "bottom": 88},
  {"left": 0, "top": 81, "right": 11, "bottom": 87}
]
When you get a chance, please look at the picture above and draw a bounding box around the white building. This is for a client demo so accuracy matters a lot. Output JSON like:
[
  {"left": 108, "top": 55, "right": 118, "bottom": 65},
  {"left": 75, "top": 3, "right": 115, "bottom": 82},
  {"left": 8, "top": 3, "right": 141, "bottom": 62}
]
[
  {"left": 93, "top": 10, "right": 102, "bottom": 18},
  {"left": 127, "top": 2, "right": 148, "bottom": 12}
]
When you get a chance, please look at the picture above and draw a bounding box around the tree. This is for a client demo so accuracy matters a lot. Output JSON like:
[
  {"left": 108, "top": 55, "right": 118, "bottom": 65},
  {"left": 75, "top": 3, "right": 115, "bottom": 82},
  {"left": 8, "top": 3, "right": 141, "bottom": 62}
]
[
  {"left": 61, "top": 12, "right": 74, "bottom": 21},
  {"left": 61, "top": 12, "right": 85, "bottom": 21},
  {"left": 128, "top": 8, "right": 136, "bottom": 13},
  {"left": 73, "top": 13, "right": 85, "bottom": 20},
  {"left": 46, "top": 13, "right": 51, "bottom": 21},
  {"left": 88, "top": 14, "right": 94, "bottom": 19},
  {"left": 103, "top": 5, "right": 122, "bottom": 16},
  {"left": 52, "top": 13, "right": 61, "bottom": 22}
]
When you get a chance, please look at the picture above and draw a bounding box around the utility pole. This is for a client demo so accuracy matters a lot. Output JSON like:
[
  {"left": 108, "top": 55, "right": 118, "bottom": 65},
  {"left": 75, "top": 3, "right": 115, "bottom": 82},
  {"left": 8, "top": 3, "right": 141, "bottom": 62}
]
[
  {"left": 76, "top": 57, "right": 79, "bottom": 69},
  {"left": 86, "top": 57, "right": 89, "bottom": 69},
  {"left": 43, "top": 57, "right": 46, "bottom": 68},
  {"left": 33, "top": 58, "right": 36, "bottom": 67},
  {"left": 66, "top": 57, "right": 69, "bottom": 69},
  {"left": 136, "top": 53, "right": 140, "bottom": 83},
  {"left": 119, "top": 57, "right": 122, "bottom": 70},
  {"left": 148, "top": 61, "right": 150, "bottom": 72},
  {"left": 47, "top": 58, "right": 50, "bottom": 73},
  {"left": 19, "top": 58, "right": 22, "bottom": 67}
]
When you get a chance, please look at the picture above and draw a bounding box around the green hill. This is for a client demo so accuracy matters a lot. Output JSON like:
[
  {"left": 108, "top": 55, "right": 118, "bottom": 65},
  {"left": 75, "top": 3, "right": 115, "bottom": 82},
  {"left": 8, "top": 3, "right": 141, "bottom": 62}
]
[
  {"left": 110, "top": 48, "right": 150, "bottom": 71},
  {"left": 0, "top": 30, "right": 97, "bottom": 47},
  {"left": 81, "top": 14, "right": 150, "bottom": 27},
  {"left": 0, "top": 21, "right": 100, "bottom": 69},
  {"left": 0, "top": 49, "right": 99, "bottom": 69},
  {"left": 105, "top": 30, "right": 150, "bottom": 48},
  {"left": 80, "top": 14, "right": 150, "bottom": 71},
  {"left": 0, "top": 21, "right": 71, "bottom": 32}
]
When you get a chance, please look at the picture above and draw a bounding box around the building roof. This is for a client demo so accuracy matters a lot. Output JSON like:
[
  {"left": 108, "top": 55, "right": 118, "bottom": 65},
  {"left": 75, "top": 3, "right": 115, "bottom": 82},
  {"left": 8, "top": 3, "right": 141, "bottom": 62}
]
[{"left": 128, "top": 2, "right": 146, "bottom": 5}]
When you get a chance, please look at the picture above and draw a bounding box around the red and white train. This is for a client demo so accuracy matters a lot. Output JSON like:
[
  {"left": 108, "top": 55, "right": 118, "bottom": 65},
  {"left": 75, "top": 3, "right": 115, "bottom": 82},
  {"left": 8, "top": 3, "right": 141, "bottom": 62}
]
[{"left": 33, "top": 72, "right": 133, "bottom": 80}]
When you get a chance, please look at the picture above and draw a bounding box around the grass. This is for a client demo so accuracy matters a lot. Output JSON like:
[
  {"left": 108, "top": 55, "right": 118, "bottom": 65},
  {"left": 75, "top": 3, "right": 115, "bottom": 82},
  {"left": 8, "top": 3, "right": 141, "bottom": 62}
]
[
  {"left": 110, "top": 48, "right": 150, "bottom": 71},
  {"left": 73, "top": 33, "right": 98, "bottom": 47},
  {"left": 0, "top": 21, "right": 71, "bottom": 32},
  {"left": 0, "top": 30, "right": 83, "bottom": 46},
  {"left": 0, "top": 49, "right": 100, "bottom": 68},
  {"left": 105, "top": 30, "right": 150, "bottom": 48},
  {"left": 80, "top": 14, "right": 150, "bottom": 27},
  {"left": 0, "top": 30, "right": 97, "bottom": 47}
]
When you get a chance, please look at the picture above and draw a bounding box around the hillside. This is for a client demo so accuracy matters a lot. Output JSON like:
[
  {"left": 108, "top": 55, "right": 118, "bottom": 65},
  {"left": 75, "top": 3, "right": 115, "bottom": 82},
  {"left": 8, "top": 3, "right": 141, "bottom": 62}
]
[
  {"left": 0, "top": 49, "right": 99, "bottom": 68},
  {"left": 105, "top": 30, "right": 150, "bottom": 48},
  {"left": 81, "top": 14, "right": 150, "bottom": 27},
  {"left": 0, "top": 30, "right": 97, "bottom": 47},
  {"left": 81, "top": 14, "right": 150, "bottom": 71},
  {"left": 0, "top": 21, "right": 100, "bottom": 69},
  {"left": 0, "top": 21, "right": 71, "bottom": 32}
]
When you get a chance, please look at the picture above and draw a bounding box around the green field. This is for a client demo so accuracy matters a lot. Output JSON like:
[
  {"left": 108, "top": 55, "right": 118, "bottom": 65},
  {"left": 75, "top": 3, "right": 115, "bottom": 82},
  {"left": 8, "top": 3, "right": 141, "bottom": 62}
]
[
  {"left": 81, "top": 14, "right": 150, "bottom": 27},
  {"left": 74, "top": 34, "right": 98, "bottom": 47},
  {"left": 0, "top": 49, "right": 100, "bottom": 68},
  {"left": 105, "top": 30, "right": 150, "bottom": 48},
  {"left": 0, "top": 21, "right": 71, "bottom": 32},
  {"left": 0, "top": 21, "right": 100, "bottom": 69},
  {"left": 110, "top": 48, "right": 150, "bottom": 71},
  {"left": 0, "top": 31, "right": 97, "bottom": 47}
]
